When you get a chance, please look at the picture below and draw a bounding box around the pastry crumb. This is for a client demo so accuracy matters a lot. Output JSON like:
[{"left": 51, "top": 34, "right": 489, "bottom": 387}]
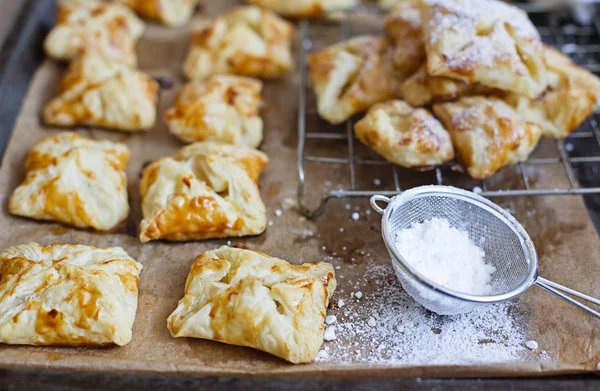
[
  {"left": 525, "top": 340, "right": 538, "bottom": 350},
  {"left": 324, "top": 327, "right": 337, "bottom": 341}
]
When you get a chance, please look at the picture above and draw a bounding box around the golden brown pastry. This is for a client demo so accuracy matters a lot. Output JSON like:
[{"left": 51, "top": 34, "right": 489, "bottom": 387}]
[
  {"left": 355, "top": 100, "right": 454, "bottom": 168},
  {"left": 167, "top": 246, "right": 336, "bottom": 364},
  {"left": 506, "top": 46, "right": 600, "bottom": 138},
  {"left": 401, "top": 65, "right": 496, "bottom": 107},
  {"left": 244, "top": 0, "right": 359, "bottom": 18},
  {"left": 116, "top": 0, "right": 199, "bottom": 26},
  {"left": 0, "top": 242, "right": 142, "bottom": 346},
  {"left": 308, "top": 36, "right": 404, "bottom": 124},
  {"left": 43, "top": 53, "right": 159, "bottom": 132},
  {"left": 183, "top": 6, "right": 294, "bottom": 80},
  {"left": 420, "top": 0, "right": 547, "bottom": 99},
  {"left": 44, "top": 0, "right": 144, "bottom": 66},
  {"left": 9, "top": 133, "right": 130, "bottom": 231},
  {"left": 384, "top": 0, "right": 425, "bottom": 75},
  {"left": 139, "top": 143, "right": 269, "bottom": 243},
  {"left": 433, "top": 96, "right": 542, "bottom": 179},
  {"left": 165, "top": 76, "right": 263, "bottom": 147}
]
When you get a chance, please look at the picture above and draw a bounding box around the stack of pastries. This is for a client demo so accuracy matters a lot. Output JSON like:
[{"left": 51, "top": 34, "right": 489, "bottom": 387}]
[
  {"left": 2, "top": 1, "right": 339, "bottom": 365},
  {"left": 309, "top": 0, "right": 600, "bottom": 179}
]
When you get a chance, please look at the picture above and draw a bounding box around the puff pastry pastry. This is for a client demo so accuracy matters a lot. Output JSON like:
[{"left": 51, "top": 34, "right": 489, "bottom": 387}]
[
  {"left": 44, "top": 0, "right": 144, "bottom": 66},
  {"left": 355, "top": 100, "right": 454, "bottom": 168},
  {"left": 433, "top": 96, "right": 542, "bottom": 179},
  {"left": 384, "top": 0, "right": 426, "bottom": 75},
  {"left": 183, "top": 6, "right": 294, "bottom": 80},
  {"left": 421, "top": 0, "right": 547, "bottom": 99},
  {"left": 505, "top": 46, "right": 600, "bottom": 138},
  {"left": 9, "top": 132, "right": 130, "bottom": 231},
  {"left": 308, "top": 36, "right": 404, "bottom": 124},
  {"left": 139, "top": 142, "right": 269, "bottom": 243},
  {"left": 43, "top": 53, "right": 159, "bottom": 132},
  {"left": 0, "top": 242, "right": 142, "bottom": 346},
  {"left": 167, "top": 246, "right": 336, "bottom": 363},
  {"left": 165, "top": 76, "right": 263, "bottom": 147},
  {"left": 401, "top": 65, "right": 497, "bottom": 107},
  {"left": 117, "top": 0, "right": 199, "bottom": 27},
  {"left": 244, "top": 0, "right": 359, "bottom": 18}
]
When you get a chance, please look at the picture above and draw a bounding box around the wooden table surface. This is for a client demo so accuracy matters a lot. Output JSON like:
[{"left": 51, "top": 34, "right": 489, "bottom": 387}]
[{"left": 0, "top": 1, "right": 599, "bottom": 389}]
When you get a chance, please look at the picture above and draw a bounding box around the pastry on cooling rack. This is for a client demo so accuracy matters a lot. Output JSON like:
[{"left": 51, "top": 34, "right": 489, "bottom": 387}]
[
  {"left": 505, "top": 46, "right": 600, "bottom": 139},
  {"left": 383, "top": 0, "right": 425, "bottom": 76},
  {"left": 355, "top": 100, "right": 454, "bottom": 169},
  {"left": 0, "top": 243, "right": 142, "bottom": 347},
  {"left": 9, "top": 132, "right": 130, "bottom": 231},
  {"left": 433, "top": 96, "right": 542, "bottom": 180},
  {"left": 139, "top": 143, "right": 268, "bottom": 243},
  {"left": 244, "top": 0, "right": 359, "bottom": 18},
  {"left": 167, "top": 246, "right": 336, "bottom": 364},
  {"left": 44, "top": 0, "right": 144, "bottom": 66},
  {"left": 116, "top": 0, "right": 200, "bottom": 26},
  {"left": 43, "top": 53, "right": 159, "bottom": 132},
  {"left": 401, "top": 65, "right": 498, "bottom": 107},
  {"left": 420, "top": 0, "right": 547, "bottom": 99},
  {"left": 308, "top": 36, "right": 404, "bottom": 124},
  {"left": 165, "top": 76, "right": 263, "bottom": 147},
  {"left": 183, "top": 6, "right": 294, "bottom": 80}
]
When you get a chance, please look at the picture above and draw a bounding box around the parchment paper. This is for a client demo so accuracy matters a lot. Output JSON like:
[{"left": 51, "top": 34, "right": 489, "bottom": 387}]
[{"left": 0, "top": 0, "right": 598, "bottom": 378}]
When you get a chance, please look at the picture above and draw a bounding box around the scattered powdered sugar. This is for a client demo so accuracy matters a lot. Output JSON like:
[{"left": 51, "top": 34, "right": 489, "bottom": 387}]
[
  {"left": 525, "top": 340, "right": 538, "bottom": 350},
  {"left": 317, "top": 263, "right": 528, "bottom": 365},
  {"left": 394, "top": 218, "right": 496, "bottom": 295}
]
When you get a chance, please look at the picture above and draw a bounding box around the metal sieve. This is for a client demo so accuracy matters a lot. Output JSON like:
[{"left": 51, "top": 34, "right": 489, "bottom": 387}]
[{"left": 370, "top": 185, "right": 600, "bottom": 317}]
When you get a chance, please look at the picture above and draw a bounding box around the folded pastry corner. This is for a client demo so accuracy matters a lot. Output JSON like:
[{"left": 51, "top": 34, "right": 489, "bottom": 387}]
[
  {"left": 308, "top": 36, "right": 404, "bottom": 124},
  {"left": 183, "top": 6, "right": 294, "bottom": 80},
  {"left": 117, "top": 0, "right": 200, "bottom": 27},
  {"left": 9, "top": 132, "right": 130, "bottom": 231},
  {"left": 43, "top": 53, "right": 159, "bottom": 132},
  {"left": 139, "top": 142, "right": 269, "bottom": 243},
  {"left": 165, "top": 75, "right": 263, "bottom": 147},
  {"left": 433, "top": 96, "right": 542, "bottom": 179},
  {"left": 421, "top": 0, "right": 547, "bottom": 99},
  {"left": 383, "top": 0, "right": 426, "bottom": 76},
  {"left": 244, "top": 0, "right": 359, "bottom": 18},
  {"left": 355, "top": 100, "right": 454, "bottom": 169},
  {"left": 44, "top": 0, "right": 144, "bottom": 65},
  {"left": 167, "top": 246, "right": 336, "bottom": 364},
  {"left": 505, "top": 45, "right": 600, "bottom": 139},
  {"left": 0, "top": 242, "right": 142, "bottom": 347}
]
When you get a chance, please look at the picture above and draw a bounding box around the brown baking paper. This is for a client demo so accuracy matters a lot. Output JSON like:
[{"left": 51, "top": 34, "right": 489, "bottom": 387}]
[{"left": 0, "top": 0, "right": 598, "bottom": 378}]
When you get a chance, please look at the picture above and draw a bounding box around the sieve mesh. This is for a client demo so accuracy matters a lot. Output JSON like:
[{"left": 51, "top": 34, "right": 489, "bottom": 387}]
[{"left": 380, "top": 187, "right": 538, "bottom": 315}]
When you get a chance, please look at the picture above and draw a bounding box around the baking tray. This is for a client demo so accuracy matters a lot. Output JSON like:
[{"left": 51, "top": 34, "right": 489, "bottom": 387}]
[{"left": 0, "top": 0, "right": 599, "bottom": 380}]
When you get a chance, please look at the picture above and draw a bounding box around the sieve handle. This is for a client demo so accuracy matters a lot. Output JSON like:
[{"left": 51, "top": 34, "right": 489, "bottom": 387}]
[
  {"left": 370, "top": 195, "right": 391, "bottom": 214},
  {"left": 535, "top": 277, "right": 600, "bottom": 319}
]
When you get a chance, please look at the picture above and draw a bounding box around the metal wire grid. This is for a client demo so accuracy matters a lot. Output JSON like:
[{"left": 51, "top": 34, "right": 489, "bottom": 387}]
[{"left": 297, "top": 4, "right": 600, "bottom": 218}]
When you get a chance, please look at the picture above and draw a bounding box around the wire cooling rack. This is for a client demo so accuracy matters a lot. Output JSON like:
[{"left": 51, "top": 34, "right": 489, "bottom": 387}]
[{"left": 296, "top": 3, "right": 600, "bottom": 218}]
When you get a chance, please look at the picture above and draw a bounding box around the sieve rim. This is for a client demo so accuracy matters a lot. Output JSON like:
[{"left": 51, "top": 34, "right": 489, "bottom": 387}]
[{"left": 380, "top": 185, "right": 539, "bottom": 304}]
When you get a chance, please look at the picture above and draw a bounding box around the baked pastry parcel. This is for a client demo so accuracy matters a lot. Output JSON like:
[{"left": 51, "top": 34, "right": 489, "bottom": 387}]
[
  {"left": 401, "top": 65, "right": 497, "bottom": 107},
  {"left": 505, "top": 46, "right": 600, "bottom": 138},
  {"left": 9, "top": 132, "right": 131, "bottom": 231},
  {"left": 244, "top": 0, "right": 359, "bottom": 18},
  {"left": 139, "top": 143, "right": 269, "bottom": 243},
  {"left": 420, "top": 0, "right": 547, "bottom": 99},
  {"left": 167, "top": 246, "right": 337, "bottom": 364},
  {"left": 383, "top": 0, "right": 425, "bottom": 76},
  {"left": 308, "top": 36, "right": 404, "bottom": 124},
  {"left": 165, "top": 76, "right": 263, "bottom": 147},
  {"left": 433, "top": 96, "right": 542, "bottom": 179},
  {"left": 44, "top": 0, "right": 144, "bottom": 66},
  {"left": 183, "top": 6, "right": 294, "bottom": 80},
  {"left": 43, "top": 53, "right": 159, "bottom": 132},
  {"left": 0, "top": 243, "right": 142, "bottom": 347},
  {"left": 355, "top": 100, "right": 454, "bottom": 169},
  {"left": 117, "top": 0, "right": 200, "bottom": 27}
]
